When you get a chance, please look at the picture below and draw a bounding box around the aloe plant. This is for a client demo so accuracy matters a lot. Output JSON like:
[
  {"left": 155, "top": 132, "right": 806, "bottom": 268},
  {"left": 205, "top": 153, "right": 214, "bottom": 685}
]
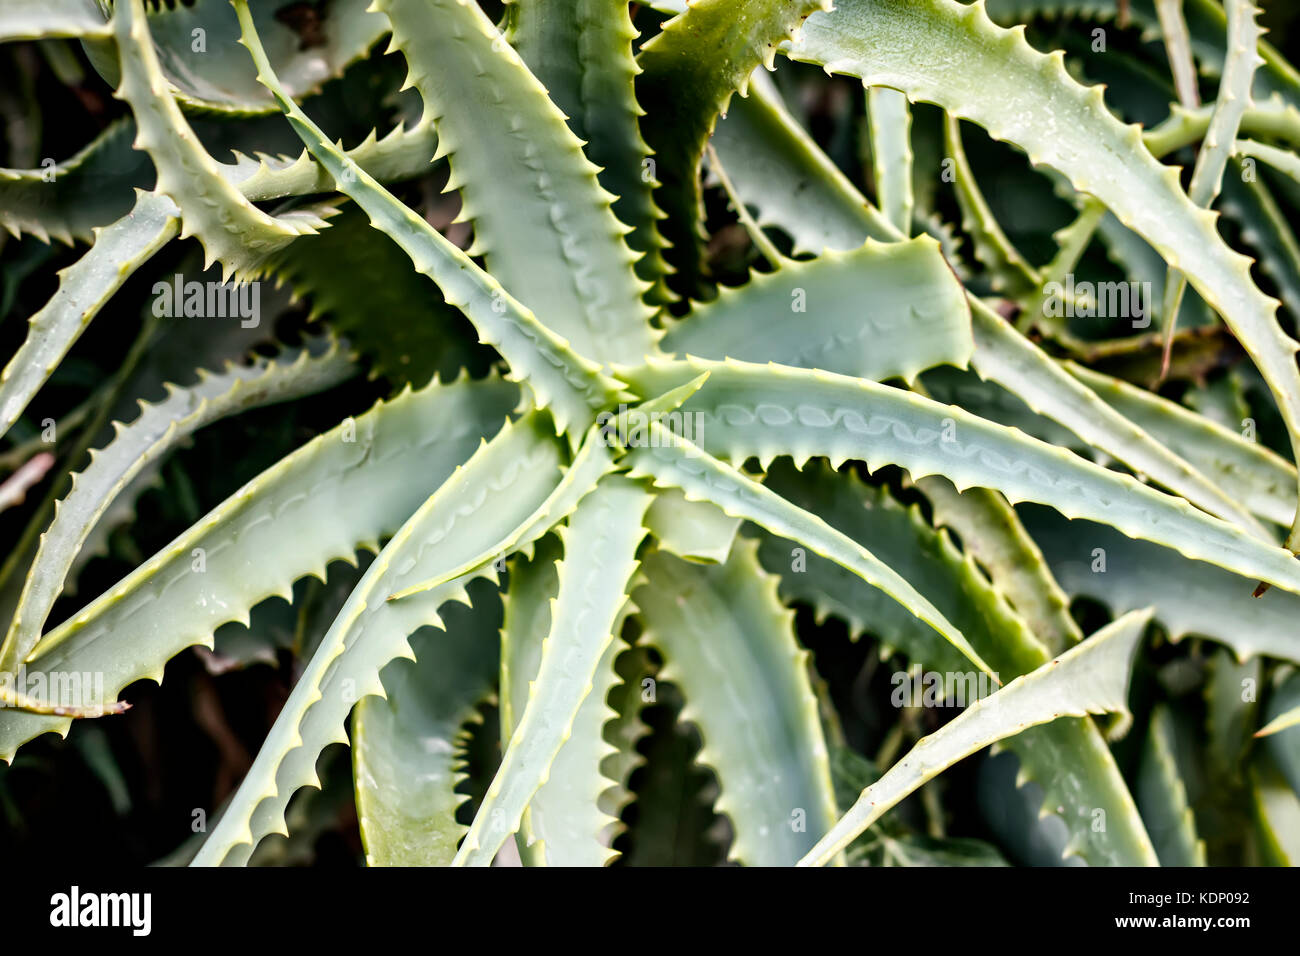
[{"left": 2, "top": 0, "right": 1300, "bottom": 868}]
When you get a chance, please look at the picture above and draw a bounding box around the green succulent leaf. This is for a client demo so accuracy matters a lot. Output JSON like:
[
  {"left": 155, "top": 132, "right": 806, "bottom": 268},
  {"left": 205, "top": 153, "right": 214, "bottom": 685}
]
[
  {"left": 505, "top": 0, "right": 671, "bottom": 302},
  {"left": 0, "top": 340, "right": 355, "bottom": 676},
  {"left": 916, "top": 476, "right": 1082, "bottom": 655},
  {"left": 0, "top": 0, "right": 109, "bottom": 42},
  {"left": 113, "top": 0, "right": 331, "bottom": 279},
  {"left": 0, "top": 376, "right": 518, "bottom": 762},
  {"left": 455, "top": 476, "right": 650, "bottom": 866},
  {"left": 761, "top": 460, "right": 1155, "bottom": 865},
  {"left": 706, "top": 76, "right": 1259, "bottom": 532},
  {"left": 786, "top": 0, "right": 1300, "bottom": 550},
  {"left": 499, "top": 534, "right": 625, "bottom": 866},
  {"left": 0, "top": 119, "right": 149, "bottom": 245},
  {"left": 352, "top": 578, "right": 501, "bottom": 866},
  {"left": 376, "top": 0, "right": 657, "bottom": 366},
  {"left": 620, "top": 358, "right": 1300, "bottom": 596},
  {"left": 1137, "top": 704, "right": 1208, "bottom": 866},
  {"left": 636, "top": 0, "right": 831, "bottom": 293},
  {"left": 0, "top": 189, "right": 179, "bottom": 444},
  {"left": 801, "top": 608, "right": 1152, "bottom": 866},
  {"left": 93, "top": 0, "right": 390, "bottom": 115},
  {"left": 867, "top": 87, "right": 914, "bottom": 235},
  {"left": 634, "top": 541, "right": 840, "bottom": 865},
  {"left": 644, "top": 488, "right": 741, "bottom": 564},
  {"left": 661, "top": 237, "right": 973, "bottom": 383},
  {"left": 1021, "top": 505, "right": 1300, "bottom": 663},
  {"left": 234, "top": 0, "right": 630, "bottom": 436},
  {"left": 193, "top": 412, "right": 568, "bottom": 865},
  {"left": 621, "top": 421, "right": 998, "bottom": 678}
]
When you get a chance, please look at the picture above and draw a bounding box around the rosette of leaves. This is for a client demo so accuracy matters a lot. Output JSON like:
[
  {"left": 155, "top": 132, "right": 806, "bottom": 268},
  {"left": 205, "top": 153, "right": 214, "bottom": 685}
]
[{"left": 1, "top": 0, "right": 1299, "bottom": 867}]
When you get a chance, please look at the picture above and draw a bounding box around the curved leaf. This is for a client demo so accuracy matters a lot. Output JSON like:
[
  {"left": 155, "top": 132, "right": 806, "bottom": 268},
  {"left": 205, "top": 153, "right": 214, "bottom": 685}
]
[
  {"left": 634, "top": 541, "right": 840, "bottom": 865},
  {"left": 786, "top": 0, "right": 1300, "bottom": 549},
  {"left": 193, "top": 413, "right": 567, "bottom": 864},
  {"left": 708, "top": 76, "right": 1260, "bottom": 532},
  {"left": 376, "top": 0, "right": 656, "bottom": 366},
  {"left": 636, "top": 0, "right": 831, "bottom": 293},
  {"left": 620, "top": 422, "right": 998, "bottom": 678},
  {"left": 762, "top": 461, "right": 1155, "bottom": 865},
  {"left": 1021, "top": 504, "right": 1300, "bottom": 663},
  {"left": 505, "top": 0, "right": 671, "bottom": 300},
  {"left": 0, "top": 189, "right": 179, "bottom": 444},
  {"left": 661, "top": 237, "right": 973, "bottom": 383},
  {"left": 0, "top": 376, "right": 518, "bottom": 762},
  {"left": 0, "top": 341, "right": 356, "bottom": 674},
  {"left": 352, "top": 578, "right": 500, "bottom": 865},
  {"left": 800, "top": 608, "right": 1152, "bottom": 866},
  {"left": 499, "top": 534, "right": 624, "bottom": 866},
  {"left": 113, "top": 0, "right": 328, "bottom": 279},
  {"left": 621, "top": 358, "right": 1300, "bottom": 595},
  {"left": 1137, "top": 704, "right": 1208, "bottom": 866},
  {"left": 0, "top": 119, "right": 149, "bottom": 245},
  {"left": 234, "top": 0, "right": 629, "bottom": 436},
  {"left": 455, "top": 476, "right": 651, "bottom": 866}
]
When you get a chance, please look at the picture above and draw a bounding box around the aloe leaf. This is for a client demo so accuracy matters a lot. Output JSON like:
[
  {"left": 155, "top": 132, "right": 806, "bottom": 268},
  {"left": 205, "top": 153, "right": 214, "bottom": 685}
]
[
  {"left": 971, "top": 302, "right": 1264, "bottom": 533},
  {"left": 984, "top": 0, "right": 1300, "bottom": 108},
  {"left": 786, "top": 0, "right": 1300, "bottom": 549},
  {"left": 1021, "top": 505, "right": 1300, "bottom": 663},
  {"left": 644, "top": 488, "right": 740, "bottom": 564},
  {"left": 1220, "top": 169, "right": 1300, "bottom": 343},
  {"left": 387, "top": 423, "right": 616, "bottom": 603},
  {"left": 710, "top": 78, "right": 897, "bottom": 256},
  {"left": 1205, "top": 648, "right": 1260, "bottom": 786},
  {"left": 598, "top": 641, "right": 653, "bottom": 842},
  {"left": 352, "top": 577, "right": 500, "bottom": 866},
  {"left": 1259, "top": 674, "right": 1300, "bottom": 799},
  {"left": 455, "top": 477, "right": 651, "bottom": 866},
  {"left": 800, "top": 608, "right": 1152, "bottom": 866},
  {"left": 1069, "top": 361, "right": 1295, "bottom": 528},
  {"left": 1159, "top": 0, "right": 1261, "bottom": 362},
  {"left": 0, "top": 189, "right": 179, "bottom": 444},
  {"left": 0, "top": 376, "right": 518, "bottom": 762},
  {"left": 194, "top": 413, "right": 568, "bottom": 865},
  {"left": 916, "top": 476, "right": 1082, "bottom": 654},
  {"left": 636, "top": 0, "right": 831, "bottom": 293},
  {"left": 707, "top": 77, "right": 1257, "bottom": 532},
  {"left": 0, "top": 0, "right": 108, "bottom": 41},
  {"left": 762, "top": 461, "right": 1155, "bottom": 865},
  {"left": 621, "top": 357, "right": 1300, "bottom": 595},
  {"left": 0, "top": 119, "right": 149, "bottom": 245},
  {"left": 234, "top": 0, "right": 630, "bottom": 436},
  {"left": 261, "top": 204, "right": 488, "bottom": 388},
  {"left": 867, "top": 87, "right": 913, "bottom": 234},
  {"left": 504, "top": 0, "right": 671, "bottom": 301},
  {"left": 91, "top": 0, "right": 389, "bottom": 115},
  {"left": 633, "top": 541, "right": 839, "bottom": 865},
  {"left": 943, "top": 114, "right": 1040, "bottom": 297},
  {"left": 499, "top": 535, "right": 623, "bottom": 866},
  {"left": 620, "top": 422, "right": 997, "bottom": 678},
  {"left": 1257, "top": 703, "right": 1300, "bottom": 741},
  {"left": 1250, "top": 755, "right": 1300, "bottom": 864},
  {"left": 1155, "top": 0, "right": 1201, "bottom": 108},
  {"left": 754, "top": 466, "right": 969, "bottom": 671},
  {"left": 0, "top": 341, "right": 356, "bottom": 675},
  {"left": 374, "top": 0, "right": 655, "bottom": 365},
  {"left": 661, "top": 237, "right": 973, "bottom": 383},
  {"left": 1138, "top": 704, "right": 1208, "bottom": 865},
  {"left": 225, "top": 120, "right": 440, "bottom": 205},
  {"left": 113, "top": 0, "right": 334, "bottom": 279}
]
